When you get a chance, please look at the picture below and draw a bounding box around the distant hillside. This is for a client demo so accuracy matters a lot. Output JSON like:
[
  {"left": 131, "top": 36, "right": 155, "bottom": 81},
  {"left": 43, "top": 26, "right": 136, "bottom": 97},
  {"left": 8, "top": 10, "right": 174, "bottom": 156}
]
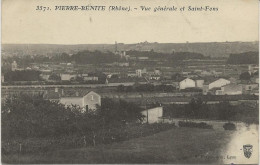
[{"left": 2, "top": 41, "right": 259, "bottom": 58}]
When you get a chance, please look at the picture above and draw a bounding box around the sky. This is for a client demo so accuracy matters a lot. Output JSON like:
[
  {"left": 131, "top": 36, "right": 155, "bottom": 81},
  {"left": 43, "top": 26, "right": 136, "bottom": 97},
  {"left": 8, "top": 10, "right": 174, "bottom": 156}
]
[{"left": 2, "top": 0, "right": 259, "bottom": 44}]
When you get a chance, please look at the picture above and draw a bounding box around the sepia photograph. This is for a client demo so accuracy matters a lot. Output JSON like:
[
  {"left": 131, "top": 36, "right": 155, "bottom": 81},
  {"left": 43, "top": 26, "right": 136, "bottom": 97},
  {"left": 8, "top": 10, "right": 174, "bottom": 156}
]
[{"left": 1, "top": 0, "right": 259, "bottom": 164}]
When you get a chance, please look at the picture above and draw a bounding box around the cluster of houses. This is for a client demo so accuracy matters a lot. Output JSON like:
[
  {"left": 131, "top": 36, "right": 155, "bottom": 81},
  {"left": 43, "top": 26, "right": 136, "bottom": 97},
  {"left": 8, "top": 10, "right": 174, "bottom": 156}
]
[
  {"left": 40, "top": 72, "right": 100, "bottom": 82},
  {"left": 4, "top": 60, "right": 259, "bottom": 96},
  {"left": 178, "top": 77, "right": 259, "bottom": 95}
]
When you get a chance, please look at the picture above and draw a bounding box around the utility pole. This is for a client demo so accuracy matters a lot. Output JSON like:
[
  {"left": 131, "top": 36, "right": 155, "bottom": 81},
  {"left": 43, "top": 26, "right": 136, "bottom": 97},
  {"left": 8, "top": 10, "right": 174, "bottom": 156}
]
[{"left": 146, "top": 99, "right": 149, "bottom": 124}]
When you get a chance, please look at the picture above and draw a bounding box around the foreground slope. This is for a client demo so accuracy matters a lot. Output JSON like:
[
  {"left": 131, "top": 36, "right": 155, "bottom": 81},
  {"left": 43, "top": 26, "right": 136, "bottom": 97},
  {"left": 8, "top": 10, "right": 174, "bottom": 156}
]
[{"left": 3, "top": 127, "right": 232, "bottom": 164}]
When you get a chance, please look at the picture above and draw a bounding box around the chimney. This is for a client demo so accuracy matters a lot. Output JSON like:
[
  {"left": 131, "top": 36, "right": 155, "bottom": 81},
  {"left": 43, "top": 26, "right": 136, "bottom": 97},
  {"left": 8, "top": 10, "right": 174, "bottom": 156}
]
[
  {"left": 61, "top": 89, "right": 64, "bottom": 96},
  {"left": 76, "top": 91, "right": 79, "bottom": 97}
]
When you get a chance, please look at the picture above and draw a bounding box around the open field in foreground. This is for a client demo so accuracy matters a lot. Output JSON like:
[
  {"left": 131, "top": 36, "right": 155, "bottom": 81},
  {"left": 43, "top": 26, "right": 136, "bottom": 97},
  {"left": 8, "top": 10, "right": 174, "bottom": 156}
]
[{"left": 2, "top": 127, "right": 233, "bottom": 164}]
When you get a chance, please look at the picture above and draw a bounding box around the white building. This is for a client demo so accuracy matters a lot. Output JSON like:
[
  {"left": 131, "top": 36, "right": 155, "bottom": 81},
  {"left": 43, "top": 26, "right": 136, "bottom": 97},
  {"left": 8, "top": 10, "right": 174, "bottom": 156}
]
[
  {"left": 150, "top": 75, "right": 160, "bottom": 80},
  {"left": 83, "top": 76, "right": 98, "bottom": 81},
  {"left": 11, "top": 61, "right": 18, "bottom": 71},
  {"left": 40, "top": 73, "right": 50, "bottom": 81},
  {"left": 118, "top": 62, "right": 129, "bottom": 67},
  {"left": 1, "top": 75, "right": 4, "bottom": 83},
  {"left": 141, "top": 107, "right": 163, "bottom": 124},
  {"left": 216, "top": 84, "right": 243, "bottom": 95},
  {"left": 136, "top": 69, "right": 142, "bottom": 77},
  {"left": 208, "top": 78, "right": 230, "bottom": 89},
  {"left": 127, "top": 73, "right": 137, "bottom": 78},
  {"left": 60, "top": 74, "right": 76, "bottom": 81},
  {"left": 60, "top": 91, "right": 101, "bottom": 112},
  {"left": 154, "top": 69, "right": 161, "bottom": 75},
  {"left": 248, "top": 65, "right": 259, "bottom": 75},
  {"left": 136, "top": 68, "right": 147, "bottom": 77},
  {"left": 195, "top": 79, "right": 204, "bottom": 88},
  {"left": 179, "top": 78, "right": 196, "bottom": 90},
  {"left": 137, "top": 57, "right": 149, "bottom": 60}
]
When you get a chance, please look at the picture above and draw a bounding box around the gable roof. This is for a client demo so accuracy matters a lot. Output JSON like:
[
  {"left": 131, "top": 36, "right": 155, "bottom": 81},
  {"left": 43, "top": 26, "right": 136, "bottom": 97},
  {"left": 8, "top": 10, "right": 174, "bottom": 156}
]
[
  {"left": 179, "top": 78, "right": 195, "bottom": 83},
  {"left": 204, "top": 77, "right": 229, "bottom": 85}
]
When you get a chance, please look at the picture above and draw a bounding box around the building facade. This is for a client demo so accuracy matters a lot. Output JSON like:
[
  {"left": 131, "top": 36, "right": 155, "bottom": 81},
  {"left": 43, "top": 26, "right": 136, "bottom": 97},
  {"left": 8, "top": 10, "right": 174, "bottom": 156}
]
[
  {"left": 60, "top": 91, "right": 101, "bottom": 112},
  {"left": 141, "top": 107, "right": 163, "bottom": 124},
  {"left": 179, "top": 78, "right": 196, "bottom": 90}
]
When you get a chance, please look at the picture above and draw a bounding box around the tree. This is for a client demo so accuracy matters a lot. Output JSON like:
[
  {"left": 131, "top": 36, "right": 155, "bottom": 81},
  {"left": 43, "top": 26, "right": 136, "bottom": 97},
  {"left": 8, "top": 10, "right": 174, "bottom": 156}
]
[
  {"left": 117, "top": 85, "right": 125, "bottom": 92},
  {"left": 227, "top": 52, "right": 259, "bottom": 64},
  {"left": 253, "top": 71, "right": 259, "bottom": 76},
  {"left": 111, "top": 75, "right": 119, "bottom": 79},
  {"left": 71, "top": 50, "right": 119, "bottom": 64},
  {"left": 184, "top": 98, "right": 204, "bottom": 118},
  {"left": 125, "top": 86, "right": 133, "bottom": 92},
  {"left": 136, "top": 84, "right": 154, "bottom": 92},
  {"left": 217, "top": 101, "right": 236, "bottom": 121},
  {"left": 239, "top": 72, "right": 251, "bottom": 80},
  {"left": 75, "top": 76, "right": 84, "bottom": 82},
  {"left": 2, "top": 94, "right": 81, "bottom": 138},
  {"left": 48, "top": 73, "right": 61, "bottom": 81},
  {"left": 98, "top": 98, "right": 144, "bottom": 125},
  {"left": 171, "top": 73, "right": 182, "bottom": 81}
]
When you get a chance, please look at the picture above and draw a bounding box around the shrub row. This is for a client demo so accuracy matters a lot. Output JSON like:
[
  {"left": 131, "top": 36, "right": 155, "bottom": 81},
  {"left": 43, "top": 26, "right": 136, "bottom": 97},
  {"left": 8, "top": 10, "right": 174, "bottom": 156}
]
[{"left": 178, "top": 121, "right": 213, "bottom": 129}]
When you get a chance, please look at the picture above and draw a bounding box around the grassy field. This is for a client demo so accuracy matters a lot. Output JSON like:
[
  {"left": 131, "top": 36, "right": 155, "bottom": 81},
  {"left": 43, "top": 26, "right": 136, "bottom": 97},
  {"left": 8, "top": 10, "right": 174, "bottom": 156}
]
[{"left": 2, "top": 127, "right": 232, "bottom": 164}]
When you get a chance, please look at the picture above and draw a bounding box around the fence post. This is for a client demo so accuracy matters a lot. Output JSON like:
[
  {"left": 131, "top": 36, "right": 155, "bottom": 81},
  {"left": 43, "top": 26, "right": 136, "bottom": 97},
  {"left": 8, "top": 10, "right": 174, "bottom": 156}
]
[
  {"left": 92, "top": 131, "right": 96, "bottom": 147},
  {"left": 19, "top": 143, "right": 22, "bottom": 153},
  {"left": 83, "top": 136, "right": 86, "bottom": 147}
]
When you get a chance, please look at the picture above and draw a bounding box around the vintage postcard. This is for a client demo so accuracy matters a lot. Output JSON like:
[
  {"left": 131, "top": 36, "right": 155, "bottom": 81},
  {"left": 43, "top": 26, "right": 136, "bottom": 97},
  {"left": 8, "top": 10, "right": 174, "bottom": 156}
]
[{"left": 1, "top": 0, "right": 259, "bottom": 164}]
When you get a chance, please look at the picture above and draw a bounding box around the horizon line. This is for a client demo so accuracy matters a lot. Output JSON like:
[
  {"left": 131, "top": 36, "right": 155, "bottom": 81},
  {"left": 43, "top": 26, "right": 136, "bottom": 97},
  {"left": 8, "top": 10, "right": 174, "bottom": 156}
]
[{"left": 2, "top": 40, "right": 259, "bottom": 45}]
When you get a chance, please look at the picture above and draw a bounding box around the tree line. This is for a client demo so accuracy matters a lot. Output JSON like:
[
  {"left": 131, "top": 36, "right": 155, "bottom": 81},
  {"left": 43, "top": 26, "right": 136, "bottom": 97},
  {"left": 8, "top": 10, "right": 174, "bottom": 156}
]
[
  {"left": 2, "top": 95, "right": 144, "bottom": 139},
  {"left": 117, "top": 84, "right": 177, "bottom": 92},
  {"left": 3, "top": 50, "right": 206, "bottom": 69},
  {"left": 163, "top": 98, "right": 259, "bottom": 124},
  {"left": 4, "top": 70, "right": 42, "bottom": 82},
  {"left": 227, "top": 51, "right": 259, "bottom": 64}
]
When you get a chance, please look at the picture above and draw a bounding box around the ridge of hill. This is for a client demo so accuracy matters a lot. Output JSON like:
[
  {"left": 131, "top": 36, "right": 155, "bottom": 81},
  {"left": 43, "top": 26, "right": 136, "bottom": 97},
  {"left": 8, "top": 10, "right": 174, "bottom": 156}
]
[{"left": 2, "top": 41, "right": 259, "bottom": 58}]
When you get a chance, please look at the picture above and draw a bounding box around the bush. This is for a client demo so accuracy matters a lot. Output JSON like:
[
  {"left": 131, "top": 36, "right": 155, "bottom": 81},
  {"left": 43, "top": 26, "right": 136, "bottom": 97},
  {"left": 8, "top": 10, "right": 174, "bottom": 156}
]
[
  {"left": 179, "top": 121, "right": 213, "bottom": 129},
  {"left": 223, "top": 122, "right": 236, "bottom": 131},
  {"left": 180, "top": 88, "right": 202, "bottom": 92}
]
